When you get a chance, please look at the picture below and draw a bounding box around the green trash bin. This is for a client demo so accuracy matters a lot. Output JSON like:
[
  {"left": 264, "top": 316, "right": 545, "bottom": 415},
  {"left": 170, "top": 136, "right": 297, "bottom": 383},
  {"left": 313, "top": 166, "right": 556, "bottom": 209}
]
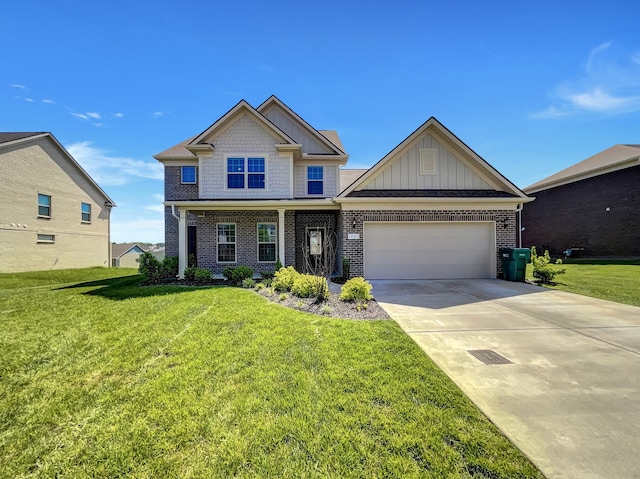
[{"left": 499, "top": 248, "right": 531, "bottom": 282}]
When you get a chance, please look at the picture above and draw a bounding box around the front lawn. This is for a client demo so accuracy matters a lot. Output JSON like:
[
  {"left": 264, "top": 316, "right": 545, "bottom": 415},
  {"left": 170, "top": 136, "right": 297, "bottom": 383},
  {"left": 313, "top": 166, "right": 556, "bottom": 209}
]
[
  {"left": 0, "top": 268, "right": 543, "bottom": 478},
  {"left": 527, "top": 260, "right": 640, "bottom": 307}
]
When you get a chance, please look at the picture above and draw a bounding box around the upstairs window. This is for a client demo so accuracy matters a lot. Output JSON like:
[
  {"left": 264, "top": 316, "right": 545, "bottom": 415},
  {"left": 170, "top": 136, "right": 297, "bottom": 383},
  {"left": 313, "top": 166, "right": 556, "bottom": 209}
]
[
  {"left": 307, "top": 166, "right": 324, "bottom": 195},
  {"left": 37, "top": 233, "right": 55, "bottom": 243},
  {"left": 81, "top": 202, "right": 91, "bottom": 222},
  {"left": 38, "top": 194, "right": 51, "bottom": 217},
  {"left": 181, "top": 166, "right": 197, "bottom": 184},
  {"left": 227, "top": 157, "right": 265, "bottom": 189}
]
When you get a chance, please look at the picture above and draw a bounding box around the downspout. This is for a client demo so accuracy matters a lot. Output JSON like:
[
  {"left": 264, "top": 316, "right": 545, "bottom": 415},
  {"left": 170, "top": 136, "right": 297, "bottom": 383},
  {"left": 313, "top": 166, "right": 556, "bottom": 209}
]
[
  {"left": 171, "top": 203, "right": 180, "bottom": 221},
  {"left": 516, "top": 203, "right": 523, "bottom": 248}
]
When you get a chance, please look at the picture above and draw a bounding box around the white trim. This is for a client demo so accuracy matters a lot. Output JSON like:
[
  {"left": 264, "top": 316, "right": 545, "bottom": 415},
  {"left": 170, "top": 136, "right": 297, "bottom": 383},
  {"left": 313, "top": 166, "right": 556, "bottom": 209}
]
[
  {"left": 278, "top": 209, "right": 286, "bottom": 266},
  {"left": 257, "top": 222, "right": 277, "bottom": 263},
  {"left": 180, "top": 165, "right": 197, "bottom": 184},
  {"left": 216, "top": 222, "right": 237, "bottom": 263},
  {"left": 306, "top": 165, "right": 324, "bottom": 196}
]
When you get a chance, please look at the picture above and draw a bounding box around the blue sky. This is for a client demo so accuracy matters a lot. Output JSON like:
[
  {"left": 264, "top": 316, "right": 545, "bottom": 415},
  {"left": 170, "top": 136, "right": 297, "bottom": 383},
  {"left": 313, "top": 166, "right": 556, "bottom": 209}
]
[{"left": 3, "top": 0, "right": 640, "bottom": 243}]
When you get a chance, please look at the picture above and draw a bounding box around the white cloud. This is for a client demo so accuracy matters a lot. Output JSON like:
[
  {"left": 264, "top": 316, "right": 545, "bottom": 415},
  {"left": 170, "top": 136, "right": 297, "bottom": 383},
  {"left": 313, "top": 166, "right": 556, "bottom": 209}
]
[
  {"left": 152, "top": 111, "right": 166, "bottom": 118},
  {"left": 10, "top": 84, "right": 27, "bottom": 90},
  {"left": 86, "top": 112, "right": 101, "bottom": 120},
  {"left": 532, "top": 41, "right": 640, "bottom": 118},
  {"left": 144, "top": 195, "right": 165, "bottom": 213},
  {"left": 114, "top": 112, "right": 124, "bottom": 118},
  {"left": 70, "top": 112, "right": 89, "bottom": 120},
  {"left": 24, "top": 98, "right": 34, "bottom": 103},
  {"left": 66, "top": 141, "right": 164, "bottom": 186},
  {"left": 42, "top": 99, "right": 56, "bottom": 104}
]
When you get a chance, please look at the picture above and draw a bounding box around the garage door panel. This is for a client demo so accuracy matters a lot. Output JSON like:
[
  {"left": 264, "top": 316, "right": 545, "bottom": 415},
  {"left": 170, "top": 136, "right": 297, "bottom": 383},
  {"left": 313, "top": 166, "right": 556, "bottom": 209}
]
[{"left": 364, "top": 222, "right": 495, "bottom": 280}]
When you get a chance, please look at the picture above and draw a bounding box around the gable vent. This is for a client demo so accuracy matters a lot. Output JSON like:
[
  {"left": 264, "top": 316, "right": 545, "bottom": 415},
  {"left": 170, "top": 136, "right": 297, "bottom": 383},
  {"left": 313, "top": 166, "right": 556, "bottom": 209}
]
[{"left": 419, "top": 148, "right": 438, "bottom": 175}]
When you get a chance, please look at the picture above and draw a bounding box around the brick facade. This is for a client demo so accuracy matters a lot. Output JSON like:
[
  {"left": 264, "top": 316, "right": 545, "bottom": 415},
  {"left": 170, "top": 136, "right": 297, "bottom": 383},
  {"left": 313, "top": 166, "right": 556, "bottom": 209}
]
[
  {"left": 165, "top": 166, "right": 199, "bottom": 201},
  {"left": 341, "top": 209, "right": 517, "bottom": 278},
  {"left": 522, "top": 165, "right": 640, "bottom": 257}
]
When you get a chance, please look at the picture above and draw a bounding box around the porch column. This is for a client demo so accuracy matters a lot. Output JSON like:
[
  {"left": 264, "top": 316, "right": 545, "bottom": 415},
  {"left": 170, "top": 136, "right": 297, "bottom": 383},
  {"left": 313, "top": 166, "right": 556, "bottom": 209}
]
[
  {"left": 278, "top": 208, "right": 286, "bottom": 266},
  {"left": 177, "top": 207, "right": 188, "bottom": 279}
]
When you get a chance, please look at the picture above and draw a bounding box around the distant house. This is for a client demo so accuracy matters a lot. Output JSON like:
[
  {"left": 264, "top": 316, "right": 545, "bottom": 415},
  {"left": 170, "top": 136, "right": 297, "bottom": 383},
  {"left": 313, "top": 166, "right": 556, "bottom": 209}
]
[
  {"left": 155, "top": 96, "right": 531, "bottom": 280},
  {"left": 522, "top": 145, "right": 640, "bottom": 257},
  {"left": 111, "top": 243, "right": 146, "bottom": 268},
  {"left": 0, "top": 132, "right": 116, "bottom": 273}
]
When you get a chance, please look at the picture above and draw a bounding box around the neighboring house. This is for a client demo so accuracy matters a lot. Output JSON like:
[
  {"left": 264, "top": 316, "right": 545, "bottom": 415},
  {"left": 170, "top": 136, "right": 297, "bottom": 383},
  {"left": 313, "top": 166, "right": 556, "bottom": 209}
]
[
  {"left": 0, "top": 132, "right": 115, "bottom": 273},
  {"left": 522, "top": 145, "right": 640, "bottom": 257},
  {"left": 112, "top": 243, "right": 147, "bottom": 268},
  {"left": 155, "top": 96, "right": 531, "bottom": 280}
]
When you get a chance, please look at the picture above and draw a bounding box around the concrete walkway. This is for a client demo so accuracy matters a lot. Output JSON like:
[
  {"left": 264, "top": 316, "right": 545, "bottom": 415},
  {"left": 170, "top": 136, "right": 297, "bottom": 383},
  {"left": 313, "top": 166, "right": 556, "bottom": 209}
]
[{"left": 371, "top": 279, "right": 640, "bottom": 479}]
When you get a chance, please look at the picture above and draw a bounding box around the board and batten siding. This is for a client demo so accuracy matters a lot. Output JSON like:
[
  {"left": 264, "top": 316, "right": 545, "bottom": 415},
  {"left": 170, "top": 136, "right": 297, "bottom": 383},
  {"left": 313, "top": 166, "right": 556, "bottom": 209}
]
[
  {"left": 294, "top": 164, "right": 338, "bottom": 198},
  {"left": 261, "top": 105, "right": 333, "bottom": 154},
  {"left": 362, "top": 132, "right": 492, "bottom": 190},
  {"left": 199, "top": 114, "right": 292, "bottom": 199}
]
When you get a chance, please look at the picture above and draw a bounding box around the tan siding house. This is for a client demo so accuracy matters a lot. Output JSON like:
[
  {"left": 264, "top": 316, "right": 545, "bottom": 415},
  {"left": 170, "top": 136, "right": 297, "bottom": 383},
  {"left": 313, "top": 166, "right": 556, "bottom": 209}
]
[{"left": 0, "top": 132, "right": 116, "bottom": 273}]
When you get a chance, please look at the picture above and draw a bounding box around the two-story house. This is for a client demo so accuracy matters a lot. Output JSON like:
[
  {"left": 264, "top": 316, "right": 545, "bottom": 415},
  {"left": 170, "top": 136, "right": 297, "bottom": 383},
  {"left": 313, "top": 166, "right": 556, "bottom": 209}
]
[
  {"left": 0, "top": 132, "right": 116, "bottom": 273},
  {"left": 156, "top": 96, "right": 531, "bottom": 280}
]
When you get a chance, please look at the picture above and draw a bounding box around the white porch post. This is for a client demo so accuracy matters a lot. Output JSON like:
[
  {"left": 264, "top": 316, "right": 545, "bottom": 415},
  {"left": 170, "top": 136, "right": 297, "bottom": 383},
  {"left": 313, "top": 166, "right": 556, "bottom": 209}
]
[
  {"left": 177, "top": 207, "right": 188, "bottom": 279},
  {"left": 278, "top": 208, "right": 286, "bottom": 266}
]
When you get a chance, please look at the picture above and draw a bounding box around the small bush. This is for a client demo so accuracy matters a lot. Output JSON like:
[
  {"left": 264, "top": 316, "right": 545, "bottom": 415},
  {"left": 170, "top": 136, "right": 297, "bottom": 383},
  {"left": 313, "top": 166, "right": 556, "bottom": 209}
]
[
  {"left": 275, "top": 258, "right": 283, "bottom": 271},
  {"left": 340, "top": 277, "right": 373, "bottom": 305},
  {"left": 531, "top": 246, "right": 566, "bottom": 284},
  {"left": 292, "top": 274, "right": 329, "bottom": 301},
  {"left": 342, "top": 257, "right": 350, "bottom": 280},
  {"left": 222, "top": 266, "right": 254, "bottom": 286},
  {"left": 260, "top": 270, "right": 275, "bottom": 280},
  {"left": 273, "top": 266, "right": 300, "bottom": 292},
  {"left": 162, "top": 256, "right": 179, "bottom": 278},
  {"left": 279, "top": 293, "right": 288, "bottom": 301},
  {"left": 255, "top": 282, "right": 265, "bottom": 291},
  {"left": 321, "top": 305, "right": 332, "bottom": 315},
  {"left": 184, "top": 267, "right": 197, "bottom": 282},
  {"left": 139, "top": 252, "right": 163, "bottom": 283},
  {"left": 262, "top": 278, "right": 273, "bottom": 288},
  {"left": 194, "top": 268, "right": 212, "bottom": 283},
  {"left": 242, "top": 278, "right": 256, "bottom": 289}
]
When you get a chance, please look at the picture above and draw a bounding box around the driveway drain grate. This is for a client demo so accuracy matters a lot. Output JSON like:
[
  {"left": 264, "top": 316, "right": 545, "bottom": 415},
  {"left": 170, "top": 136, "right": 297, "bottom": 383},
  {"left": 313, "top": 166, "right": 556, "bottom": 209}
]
[{"left": 467, "top": 349, "right": 513, "bottom": 365}]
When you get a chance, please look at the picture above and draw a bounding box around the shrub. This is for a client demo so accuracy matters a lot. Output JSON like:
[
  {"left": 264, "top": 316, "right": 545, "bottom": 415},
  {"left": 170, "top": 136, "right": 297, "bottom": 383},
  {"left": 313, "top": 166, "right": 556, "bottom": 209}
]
[
  {"left": 162, "top": 256, "right": 179, "bottom": 278},
  {"left": 262, "top": 278, "right": 273, "bottom": 288},
  {"left": 194, "top": 268, "right": 212, "bottom": 283},
  {"left": 184, "top": 267, "right": 197, "bottom": 282},
  {"left": 340, "top": 277, "right": 373, "bottom": 303},
  {"left": 342, "top": 257, "right": 350, "bottom": 280},
  {"left": 279, "top": 293, "right": 288, "bottom": 301},
  {"left": 275, "top": 258, "right": 283, "bottom": 271},
  {"left": 139, "top": 252, "right": 162, "bottom": 283},
  {"left": 242, "top": 278, "right": 256, "bottom": 289},
  {"left": 273, "top": 266, "right": 300, "bottom": 292},
  {"left": 260, "top": 270, "right": 275, "bottom": 280},
  {"left": 292, "top": 274, "right": 329, "bottom": 301},
  {"left": 255, "top": 282, "right": 265, "bottom": 291},
  {"left": 222, "top": 266, "right": 254, "bottom": 286},
  {"left": 531, "top": 246, "right": 566, "bottom": 284}
]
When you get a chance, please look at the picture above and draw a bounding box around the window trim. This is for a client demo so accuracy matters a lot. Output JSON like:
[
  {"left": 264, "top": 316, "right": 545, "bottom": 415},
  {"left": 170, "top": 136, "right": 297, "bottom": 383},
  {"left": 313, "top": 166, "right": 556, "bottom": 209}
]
[
  {"left": 257, "top": 223, "right": 277, "bottom": 263},
  {"left": 217, "top": 223, "right": 237, "bottom": 263},
  {"left": 307, "top": 166, "right": 324, "bottom": 195},
  {"left": 181, "top": 166, "right": 197, "bottom": 184},
  {"left": 226, "top": 156, "right": 266, "bottom": 190},
  {"left": 81, "top": 202, "right": 91, "bottom": 223},
  {"left": 38, "top": 193, "right": 51, "bottom": 218},
  {"left": 37, "top": 233, "right": 55, "bottom": 243}
]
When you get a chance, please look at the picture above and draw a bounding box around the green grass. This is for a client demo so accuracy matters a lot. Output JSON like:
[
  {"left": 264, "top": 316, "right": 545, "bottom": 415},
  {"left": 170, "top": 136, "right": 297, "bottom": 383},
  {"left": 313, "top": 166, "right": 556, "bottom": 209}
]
[
  {"left": 527, "top": 262, "right": 640, "bottom": 307},
  {"left": 0, "top": 268, "right": 543, "bottom": 478}
]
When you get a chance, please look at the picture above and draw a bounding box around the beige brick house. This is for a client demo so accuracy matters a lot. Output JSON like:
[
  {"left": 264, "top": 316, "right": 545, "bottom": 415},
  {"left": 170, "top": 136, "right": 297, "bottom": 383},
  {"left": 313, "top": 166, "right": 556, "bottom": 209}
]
[
  {"left": 156, "top": 96, "right": 531, "bottom": 279},
  {"left": 0, "top": 132, "right": 116, "bottom": 273}
]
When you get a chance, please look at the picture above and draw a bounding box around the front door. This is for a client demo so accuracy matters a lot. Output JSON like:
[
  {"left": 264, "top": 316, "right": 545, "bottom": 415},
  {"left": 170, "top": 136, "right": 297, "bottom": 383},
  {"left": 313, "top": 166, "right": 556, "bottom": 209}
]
[{"left": 187, "top": 226, "right": 197, "bottom": 266}]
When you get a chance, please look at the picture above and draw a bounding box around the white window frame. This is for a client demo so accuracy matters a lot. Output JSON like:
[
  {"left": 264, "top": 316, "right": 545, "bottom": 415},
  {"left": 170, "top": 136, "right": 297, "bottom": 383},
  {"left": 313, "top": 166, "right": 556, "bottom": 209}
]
[
  {"left": 257, "top": 223, "right": 277, "bottom": 263},
  {"left": 81, "top": 202, "right": 91, "bottom": 223},
  {"left": 217, "top": 223, "right": 237, "bottom": 263},
  {"left": 181, "top": 166, "right": 197, "bottom": 184},
  {"left": 225, "top": 155, "right": 267, "bottom": 190},
  {"left": 37, "top": 233, "right": 55, "bottom": 243},
  {"left": 307, "top": 166, "right": 324, "bottom": 195},
  {"left": 38, "top": 193, "right": 51, "bottom": 218}
]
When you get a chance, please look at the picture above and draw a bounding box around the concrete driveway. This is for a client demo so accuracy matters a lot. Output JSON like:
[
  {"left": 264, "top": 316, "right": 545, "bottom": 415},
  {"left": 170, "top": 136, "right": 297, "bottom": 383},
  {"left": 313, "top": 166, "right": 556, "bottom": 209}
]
[{"left": 371, "top": 279, "right": 640, "bottom": 479}]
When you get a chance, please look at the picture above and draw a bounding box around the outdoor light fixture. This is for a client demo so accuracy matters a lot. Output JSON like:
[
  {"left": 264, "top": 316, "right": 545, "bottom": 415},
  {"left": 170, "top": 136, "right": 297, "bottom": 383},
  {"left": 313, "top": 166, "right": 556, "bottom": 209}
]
[
  {"left": 502, "top": 218, "right": 511, "bottom": 229},
  {"left": 352, "top": 219, "right": 357, "bottom": 228}
]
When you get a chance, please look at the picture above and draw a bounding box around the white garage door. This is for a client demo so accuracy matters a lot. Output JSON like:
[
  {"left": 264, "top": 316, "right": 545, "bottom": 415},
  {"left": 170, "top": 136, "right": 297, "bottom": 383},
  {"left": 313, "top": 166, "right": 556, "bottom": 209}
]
[{"left": 364, "top": 222, "right": 495, "bottom": 279}]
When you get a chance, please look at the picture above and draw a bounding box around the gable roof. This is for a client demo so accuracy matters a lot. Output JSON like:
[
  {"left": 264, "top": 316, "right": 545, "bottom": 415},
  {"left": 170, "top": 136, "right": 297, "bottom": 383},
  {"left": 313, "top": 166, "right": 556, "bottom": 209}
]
[
  {"left": 257, "top": 95, "right": 346, "bottom": 156},
  {"left": 524, "top": 144, "right": 640, "bottom": 193},
  {"left": 112, "top": 243, "right": 147, "bottom": 258},
  {"left": 0, "top": 132, "right": 116, "bottom": 207},
  {"left": 0, "top": 132, "right": 46, "bottom": 144},
  {"left": 338, "top": 117, "right": 528, "bottom": 199}
]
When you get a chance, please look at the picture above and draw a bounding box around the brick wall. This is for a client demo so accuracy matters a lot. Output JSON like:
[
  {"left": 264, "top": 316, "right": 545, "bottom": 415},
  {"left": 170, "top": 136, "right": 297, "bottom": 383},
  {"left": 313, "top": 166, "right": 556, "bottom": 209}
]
[
  {"left": 165, "top": 166, "right": 199, "bottom": 200},
  {"left": 341, "top": 209, "right": 516, "bottom": 277},
  {"left": 0, "top": 136, "right": 112, "bottom": 272},
  {"left": 522, "top": 165, "right": 640, "bottom": 257}
]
